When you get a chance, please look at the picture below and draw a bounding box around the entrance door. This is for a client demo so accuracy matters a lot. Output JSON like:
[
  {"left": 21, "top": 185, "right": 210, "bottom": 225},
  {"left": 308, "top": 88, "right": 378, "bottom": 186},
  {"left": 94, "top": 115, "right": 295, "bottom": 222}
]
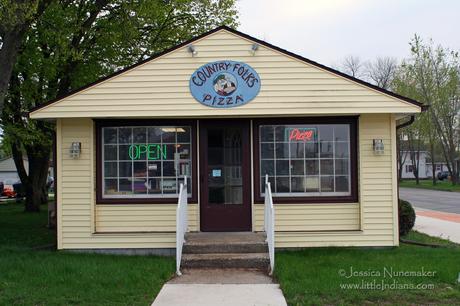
[{"left": 199, "top": 120, "right": 251, "bottom": 231}]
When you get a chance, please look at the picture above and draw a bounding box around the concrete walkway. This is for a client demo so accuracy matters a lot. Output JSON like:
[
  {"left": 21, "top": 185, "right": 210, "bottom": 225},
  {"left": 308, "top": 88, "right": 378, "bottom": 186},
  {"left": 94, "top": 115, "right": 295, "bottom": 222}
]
[
  {"left": 152, "top": 269, "right": 287, "bottom": 306},
  {"left": 414, "top": 209, "right": 460, "bottom": 244}
]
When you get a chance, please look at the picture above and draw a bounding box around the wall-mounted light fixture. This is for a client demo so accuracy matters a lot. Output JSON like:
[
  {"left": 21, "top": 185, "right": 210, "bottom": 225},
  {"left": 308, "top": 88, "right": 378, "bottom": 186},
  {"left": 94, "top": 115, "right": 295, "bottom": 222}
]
[
  {"left": 250, "top": 43, "right": 259, "bottom": 55},
  {"left": 373, "top": 139, "right": 384, "bottom": 155},
  {"left": 187, "top": 45, "right": 198, "bottom": 57},
  {"left": 70, "top": 142, "right": 81, "bottom": 159}
]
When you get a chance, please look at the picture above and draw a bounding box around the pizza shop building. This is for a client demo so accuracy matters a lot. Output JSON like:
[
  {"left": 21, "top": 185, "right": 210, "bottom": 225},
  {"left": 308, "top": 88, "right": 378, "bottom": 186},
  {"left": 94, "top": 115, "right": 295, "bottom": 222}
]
[{"left": 30, "top": 26, "right": 423, "bottom": 252}]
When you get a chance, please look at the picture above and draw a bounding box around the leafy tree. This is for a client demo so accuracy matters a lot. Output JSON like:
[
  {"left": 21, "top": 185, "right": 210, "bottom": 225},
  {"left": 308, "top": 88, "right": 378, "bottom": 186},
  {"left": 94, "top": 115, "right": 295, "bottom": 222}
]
[
  {"left": 2, "top": 0, "right": 239, "bottom": 212},
  {"left": 0, "top": 0, "right": 52, "bottom": 113},
  {"left": 394, "top": 35, "right": 460, "bottom": 185}
]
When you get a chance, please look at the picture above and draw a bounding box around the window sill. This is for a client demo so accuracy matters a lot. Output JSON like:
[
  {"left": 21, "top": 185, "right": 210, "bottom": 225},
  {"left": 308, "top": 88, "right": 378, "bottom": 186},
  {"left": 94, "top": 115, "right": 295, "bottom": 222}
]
[
  {"left": 96, "top": 198, "right": 197, "bottom": 205},
  {"left": 254, "top": 195, "right": 358, "bottom": 204}
]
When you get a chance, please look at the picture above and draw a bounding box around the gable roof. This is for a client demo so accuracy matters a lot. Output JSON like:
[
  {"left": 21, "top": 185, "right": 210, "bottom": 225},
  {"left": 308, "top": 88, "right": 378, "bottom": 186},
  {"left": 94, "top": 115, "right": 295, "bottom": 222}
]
[{"left": 29, "top": 25, "right": 424, "bottom": 117}]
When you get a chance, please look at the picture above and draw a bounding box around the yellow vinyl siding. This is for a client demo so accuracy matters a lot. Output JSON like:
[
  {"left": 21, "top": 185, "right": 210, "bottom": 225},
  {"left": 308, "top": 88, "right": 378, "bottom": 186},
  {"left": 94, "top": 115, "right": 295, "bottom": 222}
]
[
  {"left": 95, "top": 205, "right": 199, "bottom": 233},
  {"left": 253, "top": 204, "right": 360, "bottom": 232},
  {"left": 58, "top": 118, "right": 198, "bottom": 249},
  {"left": 258, "top": 114, "right": 397, "bottom": 247},
  {"left": 31, "top": 30, "right": 420, "bottom": 120},
  {"left": 57, "top": 114, "right": 397, "bottom": 249}
]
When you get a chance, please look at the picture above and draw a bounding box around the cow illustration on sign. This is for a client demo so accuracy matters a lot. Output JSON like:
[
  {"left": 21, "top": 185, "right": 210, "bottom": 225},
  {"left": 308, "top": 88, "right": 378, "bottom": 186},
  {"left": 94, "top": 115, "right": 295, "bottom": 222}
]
[{"left": 213, "top": 73, "right": 237, "bottom": 96}]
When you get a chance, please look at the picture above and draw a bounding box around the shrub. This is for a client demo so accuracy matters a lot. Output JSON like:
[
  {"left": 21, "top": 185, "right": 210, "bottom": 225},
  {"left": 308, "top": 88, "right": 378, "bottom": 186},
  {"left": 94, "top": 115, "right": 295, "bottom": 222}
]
[{"left": 399, "top": 199, "right": 416, "bottom": 236}]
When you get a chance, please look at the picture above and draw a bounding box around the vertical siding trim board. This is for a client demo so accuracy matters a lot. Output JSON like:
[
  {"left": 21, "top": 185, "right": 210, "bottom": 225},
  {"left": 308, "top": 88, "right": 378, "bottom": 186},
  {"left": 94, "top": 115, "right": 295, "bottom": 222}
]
[
  {"left": 94, "top": 119, "right": 198, "bottom": 204},
  {"left": 195, "top": 120, "right": 201, "bottom": 231},
  {"left": 56, "top": 119, "right": 63, "bottom": 249},
  {"left": 391, "top": 114, "right": 399, "bottom": 246},
  {"left": 250, "top": 119, "right": 255, "bottom": 231},
  {"left": 90, "top": 120, "right": 96, "bottom": 234}
]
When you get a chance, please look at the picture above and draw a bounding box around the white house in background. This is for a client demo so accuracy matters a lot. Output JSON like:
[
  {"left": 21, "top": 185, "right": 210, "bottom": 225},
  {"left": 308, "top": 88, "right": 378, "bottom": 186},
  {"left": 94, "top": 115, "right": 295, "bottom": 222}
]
[
  {"left": 400, "top": 151, "right": 448, "bottom": 179},
  {"left": 0, "top": 157, "right": 29, "bottom": 184}
]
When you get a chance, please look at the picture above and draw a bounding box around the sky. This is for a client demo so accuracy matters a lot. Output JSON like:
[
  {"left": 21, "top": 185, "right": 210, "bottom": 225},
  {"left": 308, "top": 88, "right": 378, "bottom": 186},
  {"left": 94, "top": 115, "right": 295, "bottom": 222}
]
[{"left": 237, "top": 0, "right": 460, "bottom": 67}]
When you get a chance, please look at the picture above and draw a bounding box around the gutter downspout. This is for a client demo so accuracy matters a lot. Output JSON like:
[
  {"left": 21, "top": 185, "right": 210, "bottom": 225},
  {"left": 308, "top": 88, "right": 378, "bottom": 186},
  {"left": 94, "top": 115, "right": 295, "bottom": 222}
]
[
  {"left": 396, "top": 115, "right": 415, "bottom": 130},
  {"left": 395, "top": 114, "right": 415, "bottom": 243},
  {"left": 395, "top": 105, "right": 426, "bottom": 242}
]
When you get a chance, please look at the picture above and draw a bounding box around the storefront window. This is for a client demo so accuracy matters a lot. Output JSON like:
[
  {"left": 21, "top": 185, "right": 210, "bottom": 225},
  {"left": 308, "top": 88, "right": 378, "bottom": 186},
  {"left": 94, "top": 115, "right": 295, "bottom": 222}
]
[
  {"left": 259, "top": 124, "right": 351, "bottom": 197},
  {"left": 101, "top": 126, "right": 192, "bottom": 198}
]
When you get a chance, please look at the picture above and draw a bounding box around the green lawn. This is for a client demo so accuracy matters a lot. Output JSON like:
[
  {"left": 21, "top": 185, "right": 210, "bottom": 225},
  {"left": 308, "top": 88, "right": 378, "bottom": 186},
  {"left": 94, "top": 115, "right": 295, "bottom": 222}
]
[
  {"left": 0, "top": 201, "right": 174, "bottom": 306},
  {"left": 275, "top": 234, "right": 460, "bottom": 306},
  {"left": 400, "top": 179, "right": 460, "bottom": 192}
]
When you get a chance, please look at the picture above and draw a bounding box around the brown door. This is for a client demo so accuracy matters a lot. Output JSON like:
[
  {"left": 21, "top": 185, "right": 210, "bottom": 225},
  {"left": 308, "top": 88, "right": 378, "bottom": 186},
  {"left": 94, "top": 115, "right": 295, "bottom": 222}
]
[{"left": 199, "top": 120, "right": 251, "bottom": 231}]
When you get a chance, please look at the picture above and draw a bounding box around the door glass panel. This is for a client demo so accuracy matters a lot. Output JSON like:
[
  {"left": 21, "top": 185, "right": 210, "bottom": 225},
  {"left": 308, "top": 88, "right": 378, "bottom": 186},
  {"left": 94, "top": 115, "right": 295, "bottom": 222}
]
[{"left": 207, "top": 127, "right": 243, "bottom": 205}]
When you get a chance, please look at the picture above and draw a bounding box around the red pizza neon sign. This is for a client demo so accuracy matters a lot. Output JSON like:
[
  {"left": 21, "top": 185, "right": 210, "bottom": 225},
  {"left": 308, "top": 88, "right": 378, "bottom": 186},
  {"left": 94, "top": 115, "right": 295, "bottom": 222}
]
[{"left": 288, "top": 128, "right": 316, "bottom": 142}]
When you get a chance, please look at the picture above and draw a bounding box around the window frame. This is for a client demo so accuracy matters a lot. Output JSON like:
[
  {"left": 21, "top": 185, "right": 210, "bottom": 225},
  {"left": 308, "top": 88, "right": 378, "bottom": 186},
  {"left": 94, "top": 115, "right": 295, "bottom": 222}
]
[
  {"left": 95, "top": 119, "right": 197, "bottom": 204},
  {"left": 253, "top": 117, "right": 359, "bottom": 204}
]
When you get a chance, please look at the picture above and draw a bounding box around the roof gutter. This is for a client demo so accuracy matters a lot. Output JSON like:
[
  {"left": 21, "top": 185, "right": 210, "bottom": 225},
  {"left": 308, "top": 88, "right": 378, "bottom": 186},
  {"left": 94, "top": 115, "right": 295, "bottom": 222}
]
[
  {"left": 396, "top": 102, "right": 429, "bottom": 130},
  {"left": 396, "top": 115, "right": 415, "bottom": 130}
]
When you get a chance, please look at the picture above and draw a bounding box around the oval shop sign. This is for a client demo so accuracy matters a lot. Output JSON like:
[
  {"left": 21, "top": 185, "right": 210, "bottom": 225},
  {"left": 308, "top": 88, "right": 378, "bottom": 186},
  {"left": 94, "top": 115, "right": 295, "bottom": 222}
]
[{"left": 189, "top": 60, "right": 261, "bottom": 108}]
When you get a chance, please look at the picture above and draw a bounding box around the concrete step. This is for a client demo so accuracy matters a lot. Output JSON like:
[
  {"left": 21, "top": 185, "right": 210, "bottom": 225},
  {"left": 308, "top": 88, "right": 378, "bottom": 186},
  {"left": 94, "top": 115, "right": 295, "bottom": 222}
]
[
  {"left": 183, "top": 241, "right": 267, "bottom": 254},
  {"left": 183, "top": 232, "right": 267, "bottom": 254},
  {"left": 181, "top": 253, "right": 270, "bottom": 270}
]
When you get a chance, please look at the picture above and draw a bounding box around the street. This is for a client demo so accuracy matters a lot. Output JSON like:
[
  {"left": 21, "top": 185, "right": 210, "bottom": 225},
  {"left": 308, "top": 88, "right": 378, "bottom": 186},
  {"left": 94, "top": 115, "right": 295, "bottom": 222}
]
[
  {"left": 399, "top": 187, "right": 460, "bottom": 213},
  {"left": 399, "top": 187, "right": 460, "bottom": 243}
]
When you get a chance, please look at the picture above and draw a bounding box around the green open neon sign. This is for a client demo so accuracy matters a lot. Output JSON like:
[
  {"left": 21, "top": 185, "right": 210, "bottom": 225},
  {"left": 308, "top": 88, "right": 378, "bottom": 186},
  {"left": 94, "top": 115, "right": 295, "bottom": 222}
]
[{"left": 128, "top": 144, "right": 167, "bottom": 160}]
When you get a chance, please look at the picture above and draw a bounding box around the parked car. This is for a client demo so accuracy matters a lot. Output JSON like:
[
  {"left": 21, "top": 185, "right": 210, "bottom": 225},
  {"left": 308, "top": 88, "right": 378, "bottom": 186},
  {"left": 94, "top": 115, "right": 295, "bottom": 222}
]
[
  {"left": 437, "top": 171, "right": 450, "bottom": 181},
  {"left": 2, "top": 179, "right": 18, "bottom": 198},
  {"left": 12, "top": 176, "right": 54, "bottom": 200}
]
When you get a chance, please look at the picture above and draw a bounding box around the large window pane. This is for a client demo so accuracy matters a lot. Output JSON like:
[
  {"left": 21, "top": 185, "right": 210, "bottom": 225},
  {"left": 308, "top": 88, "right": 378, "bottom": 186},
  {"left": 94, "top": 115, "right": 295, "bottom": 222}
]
[
  {"left": 275, "top": 160, "right": 289, "bottom": 175},
  {"left": 148, "top": 127, "right": 162, "bottom": 143},
  {"left": 290, "top": 143, "right": 304, "bottom": 158},
  {"left": 320, "top": 159, "right": 334, "bottom": 175},
  {"left": 275, "top": 143, "right": 289, "bottom": 159},
  {"left": 104, "top": 179, "right": 117, "bottom": 194},
  {"left": 102, "top": 125, "right": 192, "bottom": 199},
  {"left": 119, "top": 162, "right": 132, "bottom": 177},
  {"left": 261, "top": 160, "right": 274, "bottom": 176},
  {"left": 291, "top": 177, "right": 305, "bottom": 192},
  {"left": 104, "top": 145, "right": 117, "bottom": 160},
  {"left": 276, "top": 177, "right": 289, "bottom": 193},
  {"left": 133, "top": 127, "right": 146, "bottom": 143},
  {"left": 291, "top": 160, "right": 304, "bottom": 175},
  {"left": 118, "top": 128, "right": 132, "bottom": 144},
  {"left": 104, "top": 162, "right": 117, "bottom": 178},
  {"left": 260, "top": 126, "right": 274, "bottom": 142},
  {"left": 261, "top": 143, "right": 274, "bottom": 159},
  {"left": 177, "top": 127, "right": 191, "bottom": 142},
  {"left": 335, "top": 142, "right": 349, "bottom": 158},
  {"left": 104, "top": 128, "right": 117, "bottom": 144},
  {"left": 259, "top": 123, "right": 351, "bottom": 197}
]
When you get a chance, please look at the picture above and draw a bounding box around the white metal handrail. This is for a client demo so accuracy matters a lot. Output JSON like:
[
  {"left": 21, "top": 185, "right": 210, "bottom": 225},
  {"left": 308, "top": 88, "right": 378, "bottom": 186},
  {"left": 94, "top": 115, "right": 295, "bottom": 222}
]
[
  {"left": 264, "top": 174, "right": 275, "bottom": 275},
  {"left": 176, "top": 176, "right": 188, "bottom": 276}
]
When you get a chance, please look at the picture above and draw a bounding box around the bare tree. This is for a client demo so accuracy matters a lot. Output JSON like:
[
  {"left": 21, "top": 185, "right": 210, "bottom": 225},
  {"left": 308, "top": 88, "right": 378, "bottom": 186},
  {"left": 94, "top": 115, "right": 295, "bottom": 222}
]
[
  {"left": 365, "top": 57, "right": 398, "bottom": 89},
  {"left": 338, "top": 55, "right": 365, "bottom": 79}
]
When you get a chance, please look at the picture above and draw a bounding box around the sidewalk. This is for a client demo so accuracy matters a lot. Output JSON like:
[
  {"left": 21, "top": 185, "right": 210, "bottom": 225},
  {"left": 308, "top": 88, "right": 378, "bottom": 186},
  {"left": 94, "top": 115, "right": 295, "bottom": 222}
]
[
  {"left": 152, "top": 269, "right": 287, "bottom": 306},
  {"left": 414, "top": 209, "right": 460, "bottom": 244}
]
